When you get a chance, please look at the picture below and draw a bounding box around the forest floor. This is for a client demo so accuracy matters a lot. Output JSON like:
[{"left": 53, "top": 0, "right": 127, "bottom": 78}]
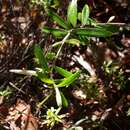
[{"left": 0, "top": 0, "right": 130, "bottom": 130}]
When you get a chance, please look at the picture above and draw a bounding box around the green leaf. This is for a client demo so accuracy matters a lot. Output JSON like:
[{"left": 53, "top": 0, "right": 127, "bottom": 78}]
[
  {"left": 67, "top": 38, "right": 80, "bottom": 45},
  {"left": 48, "top": 10, "right": 68, "bottom": 29},
  {"left": 39, "top": 77, "right": 54, "bottom": 84},
  {"left": 54, "top": 79, "right": 64, "bottom": 85},
  {"left": 55, "top": 87, "right": 62, "bottom": 107},
  {"left": 96, "top": 24, "right": 119, "bottom": 33},
  {"left": 127, "top": 108, "right": 130, "bottom": 116},
  {"left": 57, "top": 71, "right": 80, "bottom": 87},
  {"left": 42, "top": 27, "right": 67, "bottom": 38},
  {"left": 60, "top": 92, "right": 68, "bottom": 107},
  {"left": 78, "top": 12, "right": 82, "bottom": 21},
  {"left": 88, "top": 18, "right": 97, "bottom": 26},
  {"left": 34, "top": 45, "right": 48, "bottom": 71},
  {"left": 55, "top": 66, "right": 73, "bottom": 77},
  {"left": 81, "top": 4, "right": 90, "bottom": 26},
  {"left": 50, "top": 0, "right": 60, "bottom": 8},
  {"left": 75, "top": 27, "right": 113, "bottom": 37},
  {"left": 37, "top": 71, "right": 54, "bottom": 84},
  {"left": 67, "top": 0, "right": 77, "bottom": 27},
  {"left": 52, "top": 39, "right": 80, "bottom": 47}
]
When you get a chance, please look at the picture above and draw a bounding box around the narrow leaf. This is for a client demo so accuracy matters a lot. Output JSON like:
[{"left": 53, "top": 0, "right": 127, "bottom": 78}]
[
  {"left": 78, "top": 12, "right": 82, "bottom": 21},
  {"left": 55, "top": 66, "right": 73, "bottom": 77},
  {"left": 34, "top": 45, "right": 48, "bottom": 71},
  {"left": 53, "top": 39, "right": 80, "bottom": 47},
  {"left": 9, "top": 69, "right": 37, "bottom": 76},
  {"left": 54, "top": 79, "right": 64, "bottom": 85},
  {"left": 48, "top": 10, "right": 68, "bottom": 29},
  {"left": 75, "top": 28, "right": 113, "bottom": 37},
  {"left": 96, "top": 24, "right": 119, "bottom": 33},
  {"left": 37, "top": 72, "right": 54, "bottom": 84},
  {"left": 81, "top": 4, "right": 90, "bottom": 25},
  {"left": 57, "top": 71, "right": 80, "bottom": 87},
  {"left": 67, "top": 0, "right": 77, "bottom": 27},
  {"left": 55, "top": 87, "right": 62, "bottom": 107},
  {"left": 61, "top": 92, "right": 68, "bottom": 107},
  {"left": 67, "top": 38, "right": 80, "bottom": 45},
  {"left": 42, "top": 27, "right": 67, "bottom": 38},
  {"left": 38, "top": 77, "right": 54, "bottom": 84}
]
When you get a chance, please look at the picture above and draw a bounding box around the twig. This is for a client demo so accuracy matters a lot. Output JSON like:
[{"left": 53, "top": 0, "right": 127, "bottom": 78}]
[
  {"left": 97, "top": 22, "right": 128, "bottom": 26},
  {"left": 9, "top": 82, "right": 25, "bottom": 94},
  {"left": 55, "top": 30, "right": 71, "bottom": 59}
]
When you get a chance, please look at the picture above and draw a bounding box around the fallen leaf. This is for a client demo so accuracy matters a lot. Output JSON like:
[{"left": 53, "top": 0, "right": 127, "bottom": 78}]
[{"left": 5, "top": 99, "right": 38, "bottom": 130}]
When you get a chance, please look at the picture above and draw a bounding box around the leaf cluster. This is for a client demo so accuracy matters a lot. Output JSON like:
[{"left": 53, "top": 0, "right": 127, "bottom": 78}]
[{"left": 42, "top": 0, "right": 119, "bottom": 47}]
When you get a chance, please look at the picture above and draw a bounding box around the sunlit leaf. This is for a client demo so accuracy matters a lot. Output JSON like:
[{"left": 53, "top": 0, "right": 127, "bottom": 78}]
[
  {"left": 81, "top": 4, "right": 89, "bottom": 25},
  {"left": 55, "top": 87, "right": 62, "bottom": 107},
  {"left": 34, "top": 45, "right": 49, "bottom": 71},
  {"left": 78, "top": 12, "right": 82, "bottom": 21},
  {"left": 67, "top": 0, "right": 77, "bottom": 27},
  {"left": 67, "top": 38, "right": 80, "bottom": 45},
  {"left": 37, "top": 71, "right": 54, "bottom": 84},
  {"left": 53, "top": 39, "right": 80, "bottom": 47},
  {"left": 48, "top": 10, "right": 68, "bottom": 29},
  {"left": 9, "top": 69, "right": 37, "bottom": 76},
  {"left": 38, "top": 77, "right": 54, "bottom": 84},
  {"left": 57, "top": 71, "right": 80, "bottom": 87},
  {"left": 55, "top": 66, "right": 73, "bottom": 77}
]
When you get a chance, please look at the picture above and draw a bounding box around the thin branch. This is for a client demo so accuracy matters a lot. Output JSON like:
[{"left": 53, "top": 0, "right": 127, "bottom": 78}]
[{"left": 55, "top": 30, "right": 72, "bottom": 59}]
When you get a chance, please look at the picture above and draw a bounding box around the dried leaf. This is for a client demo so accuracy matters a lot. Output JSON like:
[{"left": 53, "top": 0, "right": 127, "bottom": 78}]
[{"left": 5, "top": 99, "right": 38, "bottom": 130}]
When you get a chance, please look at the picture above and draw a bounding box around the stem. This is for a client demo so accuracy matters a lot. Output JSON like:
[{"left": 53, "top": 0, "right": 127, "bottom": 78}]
[
  {"left": 55, "top": 30, "right": 71, "bottom": 59},
  {"left": 37, "top": 93, "right": 52, "bottom": 108},
  {"left": 50, "top": 30, "right": 72, "bottom": 79}
]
